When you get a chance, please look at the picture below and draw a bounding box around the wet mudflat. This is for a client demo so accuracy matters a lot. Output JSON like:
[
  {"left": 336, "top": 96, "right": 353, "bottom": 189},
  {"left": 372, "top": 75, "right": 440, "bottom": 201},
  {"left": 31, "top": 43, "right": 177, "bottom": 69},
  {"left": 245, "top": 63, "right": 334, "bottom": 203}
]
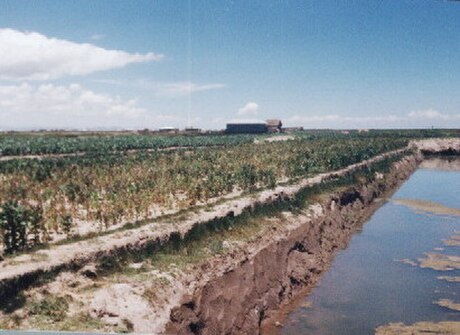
[{"left": 279, "top": 158, "right": 460, "bottom": 335}]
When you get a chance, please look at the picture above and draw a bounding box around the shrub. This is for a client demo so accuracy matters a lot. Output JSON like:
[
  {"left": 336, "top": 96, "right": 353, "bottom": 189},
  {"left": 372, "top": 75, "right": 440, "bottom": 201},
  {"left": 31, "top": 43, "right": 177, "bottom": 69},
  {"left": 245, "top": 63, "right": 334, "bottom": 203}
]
[
  {"left": 59, "top": 214, "right": 73, "bottom": 236},
  {"left": 29, "top": 295, "right": 70, "bottom": 322},
  {"left": 0, "top": 201, "right": 44, "bottom": 254},
  {"left": 0, "top": 201, "right": 29, "bottom": 254},
  {"left": 28, "top": 205, "right": 44, "bottom": 245}
]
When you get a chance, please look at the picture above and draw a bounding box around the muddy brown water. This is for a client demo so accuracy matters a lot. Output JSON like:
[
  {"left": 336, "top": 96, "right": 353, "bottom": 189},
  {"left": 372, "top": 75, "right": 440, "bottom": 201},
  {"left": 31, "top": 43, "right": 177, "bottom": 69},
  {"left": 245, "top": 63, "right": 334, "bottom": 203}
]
[{"left": 275, "top": 157, "right": 460, "bottom": 335}]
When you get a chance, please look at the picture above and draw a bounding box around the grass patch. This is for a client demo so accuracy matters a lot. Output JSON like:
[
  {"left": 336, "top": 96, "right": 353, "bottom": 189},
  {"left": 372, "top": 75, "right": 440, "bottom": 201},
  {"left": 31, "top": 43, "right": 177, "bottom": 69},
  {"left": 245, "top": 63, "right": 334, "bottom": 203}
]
[
  {"left": 29, "top": 295, "right": 70, "bottom": 322},
  {"left": 30, "top": 252, "right": 49, "bottom": 262},
  {"left": 1, "top": 293, "right": 104, "bottom": 332},
  {"left": 27, "top": 312, "right": 105, "bottom": 332}
]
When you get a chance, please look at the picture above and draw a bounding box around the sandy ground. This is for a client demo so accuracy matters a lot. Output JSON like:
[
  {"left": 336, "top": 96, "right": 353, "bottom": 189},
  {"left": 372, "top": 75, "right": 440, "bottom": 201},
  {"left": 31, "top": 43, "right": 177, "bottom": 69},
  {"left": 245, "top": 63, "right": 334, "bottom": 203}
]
[
  {"left": 410, "top": 137, "right": 460, "bottom": 154},
  {"left": 392, "top": 199, "right": 460, "bottom": 217},
  {"left": 435, "top": 299, "right": 460, "bottom": 312},
  {"left": 0, "top": 268, "right": 185, "bottom": 333},
  {"left": 438, "top": 276, "right": 460, "bottom": 283},
  {"left": 418, "top": 253, "right": 460, "bottom": 271},
  {"left": 443, "top": 234, "right": 460, "bottom": 247},
  {"left": 254, "top": 135, "right": 295, "bottom": 143},
  {"left": 375, "top": 321, "right": 460, "bottom": 335}
]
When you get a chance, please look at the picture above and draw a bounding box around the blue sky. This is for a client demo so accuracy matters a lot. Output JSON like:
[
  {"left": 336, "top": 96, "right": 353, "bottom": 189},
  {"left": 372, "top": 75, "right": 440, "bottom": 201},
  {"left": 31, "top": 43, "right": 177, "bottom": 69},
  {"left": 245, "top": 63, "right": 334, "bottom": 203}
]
[{"left": 0, "top": 0, "right": 459, "bottom": 130}]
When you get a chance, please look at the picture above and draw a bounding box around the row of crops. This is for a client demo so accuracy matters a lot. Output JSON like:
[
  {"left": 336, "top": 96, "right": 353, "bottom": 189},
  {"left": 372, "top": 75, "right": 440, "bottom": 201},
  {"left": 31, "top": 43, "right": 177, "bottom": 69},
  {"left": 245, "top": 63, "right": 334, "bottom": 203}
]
[
  {"left": 0, "top": 134, "right": 410, "bottom": 253},
  {"left": 1, "top": 129, "right": 458, "bottom": 157},
  {"left": 0, "top": 133, "right": 256, "bottom": 156}
]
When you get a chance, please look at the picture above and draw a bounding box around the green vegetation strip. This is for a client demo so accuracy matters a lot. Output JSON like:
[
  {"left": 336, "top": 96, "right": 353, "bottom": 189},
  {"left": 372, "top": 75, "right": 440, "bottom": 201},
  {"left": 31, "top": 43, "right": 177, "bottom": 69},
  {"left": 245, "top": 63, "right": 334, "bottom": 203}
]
[
  {"left": 0, "top": 134, "right": 256, "bottom": 156},
  {"left": 0, "top": 129, "right": 456, "bottom": 156},
  {"left": 0, "top": 136, "right": 408, "bottom": 254}
]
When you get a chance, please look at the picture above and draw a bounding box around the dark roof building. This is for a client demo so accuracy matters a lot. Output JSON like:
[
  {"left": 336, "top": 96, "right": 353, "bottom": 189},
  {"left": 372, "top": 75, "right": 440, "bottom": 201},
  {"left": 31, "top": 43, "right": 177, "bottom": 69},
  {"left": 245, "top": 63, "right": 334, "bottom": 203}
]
[
  {"left": 158, "top": 127, "right": 179, "bottom": 134},
  {"left": 184, "top": 127, "right": 202, "bottom": 133},
  {"left": 226, "top": 122, "right": 268, "bottom": 134}
]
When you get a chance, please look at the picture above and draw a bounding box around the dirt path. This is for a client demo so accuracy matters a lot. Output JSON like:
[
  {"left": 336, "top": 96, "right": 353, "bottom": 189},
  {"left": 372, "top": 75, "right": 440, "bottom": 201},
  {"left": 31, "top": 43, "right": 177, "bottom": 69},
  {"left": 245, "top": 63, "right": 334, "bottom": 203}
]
[{"left": 0, "top": 145, "right": 224, "bottom": 161}]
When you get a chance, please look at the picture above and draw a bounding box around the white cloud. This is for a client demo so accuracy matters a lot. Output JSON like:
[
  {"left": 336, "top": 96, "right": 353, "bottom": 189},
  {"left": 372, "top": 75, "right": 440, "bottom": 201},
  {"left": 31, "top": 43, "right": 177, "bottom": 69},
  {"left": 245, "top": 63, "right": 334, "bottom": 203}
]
[
  {"left": 91, "top": 78, "right": 124, "bottom": 85},
  {"left": 288, "top": 114, "right": 402, "bottom": 124},
  {"left": 287, "top": 110, "right": 460, "bottom": 129},
  {"left": 152, "top": 81, "right": 226, "bottom": 97},
  {"left": 228, "top": 118, "right": 266, "bottom": 124},
  {"left": 0, "top": 83, "right": 153, "bottom": 129},
  {"left": 237, "top": 102, "right": 259, "bottom": 116},
  {"left": 0, "top": 28, "right": 163, "bottom": 81},
  {"left": 408, "top": 109, "right": 459, "bottom": 120}
]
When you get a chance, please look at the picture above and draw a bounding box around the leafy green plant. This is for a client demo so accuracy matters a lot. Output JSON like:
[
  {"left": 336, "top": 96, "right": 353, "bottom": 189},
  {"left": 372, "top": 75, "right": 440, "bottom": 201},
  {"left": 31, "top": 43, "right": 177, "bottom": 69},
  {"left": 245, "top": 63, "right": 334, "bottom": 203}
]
[
  {"left": 59, "top": 214, "right": 73, "bottom": 236},
  {"left": 28, "top": 205, "right": 44, "bottom": 245},
  {"left": 0, "top": 201, "right": 44, "bottom": 253},
  {"left": 0, "top": 201, "right": 30, "bottom": 254}
]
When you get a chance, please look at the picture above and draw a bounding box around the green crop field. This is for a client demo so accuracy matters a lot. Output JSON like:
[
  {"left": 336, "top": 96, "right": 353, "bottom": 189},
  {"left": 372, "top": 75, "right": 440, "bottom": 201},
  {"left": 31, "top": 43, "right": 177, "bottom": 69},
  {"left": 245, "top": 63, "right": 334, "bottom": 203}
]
[
  {"left": 0, "top": 133, "right": 258, "bottom": 156},
  {"left": 0, "top": 129, "right": 457, "bottom": 254}
]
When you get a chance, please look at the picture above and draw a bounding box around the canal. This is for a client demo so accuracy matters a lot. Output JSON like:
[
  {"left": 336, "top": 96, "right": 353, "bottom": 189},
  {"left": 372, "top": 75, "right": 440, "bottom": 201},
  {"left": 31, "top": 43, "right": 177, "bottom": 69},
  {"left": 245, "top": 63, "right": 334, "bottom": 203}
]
[{"left": 278, "top": 157, "right": 460, "bottom": 335}]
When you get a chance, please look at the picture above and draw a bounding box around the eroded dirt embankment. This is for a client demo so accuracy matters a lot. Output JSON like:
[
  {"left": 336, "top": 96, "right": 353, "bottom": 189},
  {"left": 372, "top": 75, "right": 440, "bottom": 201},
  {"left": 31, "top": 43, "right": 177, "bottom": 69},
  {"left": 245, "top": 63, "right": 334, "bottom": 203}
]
[{"left": 167, "top": 155, "right": 420, "bottom": 335}]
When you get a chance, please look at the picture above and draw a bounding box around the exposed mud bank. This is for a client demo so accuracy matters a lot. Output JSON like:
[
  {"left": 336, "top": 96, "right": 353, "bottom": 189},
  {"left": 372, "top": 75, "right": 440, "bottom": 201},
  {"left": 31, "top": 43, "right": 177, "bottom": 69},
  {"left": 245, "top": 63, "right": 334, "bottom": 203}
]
[
  {"left": 410, "top": 138, "right": 460, "bottom": 156},
  {"left": 167, "top": 155, "right": 420, "bottom": 335},
  {"left": 391, "top": 198, "right": 460, "bottom": 217},
  {"left": 375, "top": 321, "right": 460, "bottom": 335}
]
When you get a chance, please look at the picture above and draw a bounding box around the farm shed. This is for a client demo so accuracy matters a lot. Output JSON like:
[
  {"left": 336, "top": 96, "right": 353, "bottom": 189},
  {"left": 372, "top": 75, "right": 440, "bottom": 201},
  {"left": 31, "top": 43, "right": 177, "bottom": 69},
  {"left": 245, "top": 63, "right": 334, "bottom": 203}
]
[
  {"left": 266, "top": 119, "right": 282, "bottom": 133},
  {"left": 184, "top": 127, "right": 202, "bottom": 134}
]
